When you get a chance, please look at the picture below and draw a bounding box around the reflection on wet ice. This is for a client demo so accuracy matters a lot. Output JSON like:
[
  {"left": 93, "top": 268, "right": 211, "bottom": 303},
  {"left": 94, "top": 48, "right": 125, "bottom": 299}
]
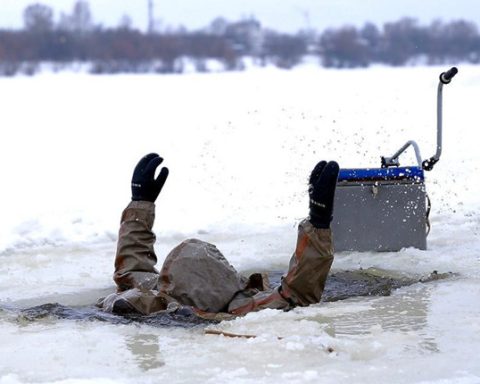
[
  {"left": 125, "top": 333, "right": 165, "bottom": 371},
  {"left": 307, "top": 283, "right": 440, "bottom": 353}
]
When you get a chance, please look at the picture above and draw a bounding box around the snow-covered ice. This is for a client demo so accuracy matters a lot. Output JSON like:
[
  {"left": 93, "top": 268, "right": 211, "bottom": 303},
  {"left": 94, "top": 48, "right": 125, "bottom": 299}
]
[{"left": 0, "top": 64, "right": 479, "bottom": 383}]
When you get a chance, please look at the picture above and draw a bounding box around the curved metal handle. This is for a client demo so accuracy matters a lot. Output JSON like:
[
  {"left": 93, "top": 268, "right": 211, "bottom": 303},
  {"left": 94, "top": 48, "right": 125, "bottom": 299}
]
[{"left": 423, "top": 67, "right": 459, "bottom": 171}]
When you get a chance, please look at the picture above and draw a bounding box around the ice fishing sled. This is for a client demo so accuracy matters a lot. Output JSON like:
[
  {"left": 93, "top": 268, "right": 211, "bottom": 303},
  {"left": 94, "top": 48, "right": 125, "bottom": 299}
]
[{"left": 331, "top": 67, "right": 458, "bottom": 252}]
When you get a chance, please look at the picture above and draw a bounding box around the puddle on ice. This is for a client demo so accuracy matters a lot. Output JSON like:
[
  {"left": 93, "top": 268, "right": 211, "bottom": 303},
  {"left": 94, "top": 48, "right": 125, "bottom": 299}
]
[{"left": 307, "top": 284, "right": 440, "bottom": 354}]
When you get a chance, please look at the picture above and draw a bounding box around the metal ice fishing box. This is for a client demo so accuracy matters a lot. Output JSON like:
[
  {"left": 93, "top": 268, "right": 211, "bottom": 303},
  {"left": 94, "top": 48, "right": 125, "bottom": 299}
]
[
  {"left": 330, "top": 67, "right": 458, "bottom": 252},
  {"left": 331, "top": 167, "right": 427, "bottom": 251}
]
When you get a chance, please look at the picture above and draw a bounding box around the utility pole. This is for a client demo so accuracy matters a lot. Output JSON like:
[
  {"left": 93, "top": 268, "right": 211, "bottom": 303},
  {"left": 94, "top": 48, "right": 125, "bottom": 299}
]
[{"left": 148, "top": 0, "right": 154, "bottom": 34}]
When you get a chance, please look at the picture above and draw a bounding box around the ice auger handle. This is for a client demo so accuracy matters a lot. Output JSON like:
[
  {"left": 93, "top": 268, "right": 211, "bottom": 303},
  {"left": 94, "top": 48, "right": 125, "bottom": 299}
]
[{"left": 440, "top": 67, "right": 458, "bottom": 84}]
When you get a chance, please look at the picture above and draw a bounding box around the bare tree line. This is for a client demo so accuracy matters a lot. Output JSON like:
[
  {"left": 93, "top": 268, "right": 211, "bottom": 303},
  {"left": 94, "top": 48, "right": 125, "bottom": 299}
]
[{"left": 0, "top": 1, "right": 479, "bottom": 76}]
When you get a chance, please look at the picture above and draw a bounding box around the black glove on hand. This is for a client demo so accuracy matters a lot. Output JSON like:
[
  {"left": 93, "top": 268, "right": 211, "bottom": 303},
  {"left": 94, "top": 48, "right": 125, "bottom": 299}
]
[
  {"left": 131, "top": 153, "right": 169, "bottom": 202},
  {"left": 308, "top": 160, "right": 340, "bottom": 229}
]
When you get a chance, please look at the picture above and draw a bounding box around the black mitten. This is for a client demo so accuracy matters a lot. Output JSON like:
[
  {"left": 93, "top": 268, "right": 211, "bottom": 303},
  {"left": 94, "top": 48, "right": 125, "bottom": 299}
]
[
  {"left": 131, "top": 153, "right": 169, "bottom": 202},
  {"left": 308, "top": 160, "right": 339, "bottom": 228}
]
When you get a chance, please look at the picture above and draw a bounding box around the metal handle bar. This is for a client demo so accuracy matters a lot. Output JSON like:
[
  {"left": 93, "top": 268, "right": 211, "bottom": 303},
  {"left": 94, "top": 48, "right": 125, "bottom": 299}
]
[
  {"left": 381, "top": 67, "right": 458, "bottom": 171},
  {"left": 422, "top": 67, "right": 458, "bottom": 170},
  {"left": 381, "top": 140, "right": 422, "bottom": 168}
]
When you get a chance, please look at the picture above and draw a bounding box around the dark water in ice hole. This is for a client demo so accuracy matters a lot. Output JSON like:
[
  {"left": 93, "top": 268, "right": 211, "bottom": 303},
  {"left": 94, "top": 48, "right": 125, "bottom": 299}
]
[{"left": 2, "top": 269, "right": 451, "bottom": 328}]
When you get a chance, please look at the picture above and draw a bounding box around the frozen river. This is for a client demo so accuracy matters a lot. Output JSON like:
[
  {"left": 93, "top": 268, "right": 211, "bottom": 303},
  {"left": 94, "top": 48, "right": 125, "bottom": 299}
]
[{"left": 0, "top": 64, "right": 479, "bottom": 383}]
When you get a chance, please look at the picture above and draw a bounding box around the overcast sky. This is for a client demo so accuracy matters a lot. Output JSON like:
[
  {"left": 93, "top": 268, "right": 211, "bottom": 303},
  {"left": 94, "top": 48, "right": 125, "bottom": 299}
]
[{"left": 0, "top": 0, "right": 478, "bottom": 32}]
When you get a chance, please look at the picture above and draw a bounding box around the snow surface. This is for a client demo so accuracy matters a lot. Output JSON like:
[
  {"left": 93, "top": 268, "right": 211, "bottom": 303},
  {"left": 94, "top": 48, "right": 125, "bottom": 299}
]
[{"left": 0, "top": 64, "right": 479, "bottom": 383}]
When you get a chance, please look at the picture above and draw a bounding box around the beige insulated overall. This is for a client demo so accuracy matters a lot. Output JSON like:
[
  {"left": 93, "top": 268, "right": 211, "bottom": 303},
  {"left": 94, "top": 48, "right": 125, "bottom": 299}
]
[{"left": 98, "top": 201, "right": 334, "bottom": 319}]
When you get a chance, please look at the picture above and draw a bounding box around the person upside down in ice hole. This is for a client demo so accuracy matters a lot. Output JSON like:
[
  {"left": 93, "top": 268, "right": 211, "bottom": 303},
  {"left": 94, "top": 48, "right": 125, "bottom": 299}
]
[{"left": 97, "top": 153, "right": 339, "bottom": 321}]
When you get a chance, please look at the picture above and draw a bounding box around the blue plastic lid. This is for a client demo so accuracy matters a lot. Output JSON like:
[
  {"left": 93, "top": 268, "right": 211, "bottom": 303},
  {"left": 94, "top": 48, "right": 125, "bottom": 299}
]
[{"left": 338, "top": 166, "right": 424, "bottom": 182}]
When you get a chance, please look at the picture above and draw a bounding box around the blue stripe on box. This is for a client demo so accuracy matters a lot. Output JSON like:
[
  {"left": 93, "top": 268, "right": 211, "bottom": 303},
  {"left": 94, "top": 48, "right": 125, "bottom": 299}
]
[{"left": 338, "top": 166, "right": 424, "bottom": 182}]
